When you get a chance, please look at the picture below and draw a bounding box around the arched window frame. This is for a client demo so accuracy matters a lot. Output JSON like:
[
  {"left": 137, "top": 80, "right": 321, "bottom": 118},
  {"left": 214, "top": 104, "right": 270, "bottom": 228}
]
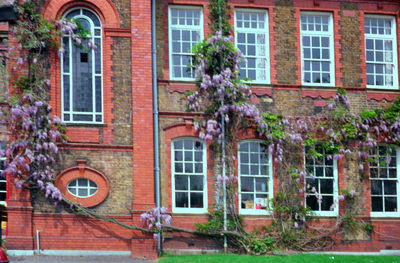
[
  {"left": 171, "top": 137, "right": 208, "bottom": 214},
  {"left": 61, "top": 7, "right": 104, "bottom": 124},
  {"left": 238, "top": 140, "right": 273, "bottom": 215}
]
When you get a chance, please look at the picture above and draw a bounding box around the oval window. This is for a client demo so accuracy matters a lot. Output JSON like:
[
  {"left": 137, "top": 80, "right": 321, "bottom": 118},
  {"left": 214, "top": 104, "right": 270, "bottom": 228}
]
[{"left": 67, "top": 178, "right": 98, "bottom": 198}]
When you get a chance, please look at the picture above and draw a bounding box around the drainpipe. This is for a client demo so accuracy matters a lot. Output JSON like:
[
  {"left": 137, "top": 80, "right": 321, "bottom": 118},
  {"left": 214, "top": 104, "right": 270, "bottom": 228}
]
[
  {"left": 151, "top": 0, "right": 161, "bottom": 256},
  {"left": 217, "top": 0, "right": 227, "bottom": 253}
]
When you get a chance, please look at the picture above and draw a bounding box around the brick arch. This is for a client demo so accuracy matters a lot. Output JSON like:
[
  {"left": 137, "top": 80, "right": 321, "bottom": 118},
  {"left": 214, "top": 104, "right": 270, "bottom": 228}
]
[{"left": 41, "top": 0, "right": 120, "bottom": 28}]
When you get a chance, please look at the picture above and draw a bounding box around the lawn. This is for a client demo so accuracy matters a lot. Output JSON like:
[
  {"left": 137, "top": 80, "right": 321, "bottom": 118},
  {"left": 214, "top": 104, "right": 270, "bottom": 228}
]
[{"left": 158, "top": 254, "right": 400, "bottom": 263}]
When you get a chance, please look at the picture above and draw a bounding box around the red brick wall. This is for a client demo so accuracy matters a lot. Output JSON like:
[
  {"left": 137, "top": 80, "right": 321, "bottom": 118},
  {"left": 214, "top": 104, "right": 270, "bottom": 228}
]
[{"left": 157, "top": 0, "right": 400, "bottom": 253}]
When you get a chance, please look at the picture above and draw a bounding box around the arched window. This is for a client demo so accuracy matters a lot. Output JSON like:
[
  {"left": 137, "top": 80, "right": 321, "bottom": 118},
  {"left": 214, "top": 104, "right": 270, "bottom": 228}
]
[
  {"left": 171, "top": 138, "right": 207, "bottom": 213},
  {"left": 238, "top": 140, "right": 273, "bottom": 215},
  {"left": 61, "top": 8, "right": 103, "bottom": 123}
]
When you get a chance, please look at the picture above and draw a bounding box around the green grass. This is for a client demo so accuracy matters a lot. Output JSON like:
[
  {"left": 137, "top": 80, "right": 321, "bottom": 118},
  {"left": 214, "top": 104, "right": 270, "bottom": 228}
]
[{"left": 158, "top": 253, "right": 400, "bottom": 263}]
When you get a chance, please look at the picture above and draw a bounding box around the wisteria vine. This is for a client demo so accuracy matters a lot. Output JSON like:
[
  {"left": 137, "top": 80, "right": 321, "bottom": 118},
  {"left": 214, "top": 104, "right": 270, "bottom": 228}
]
[{"left": 185, "top": 0, "right": 400, "bottom": 253}]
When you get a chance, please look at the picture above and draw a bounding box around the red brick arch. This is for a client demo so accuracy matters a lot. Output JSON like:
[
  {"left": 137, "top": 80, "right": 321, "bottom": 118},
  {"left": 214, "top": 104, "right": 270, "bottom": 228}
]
[{"left": 41, "top": 0, "right": 120, "bottom": 28}]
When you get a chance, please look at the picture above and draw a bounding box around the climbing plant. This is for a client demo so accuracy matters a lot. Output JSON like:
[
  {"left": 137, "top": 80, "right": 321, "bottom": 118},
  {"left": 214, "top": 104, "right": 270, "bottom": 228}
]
[{"left": 184, "top": 0, "right": 400, "bottom": 254}]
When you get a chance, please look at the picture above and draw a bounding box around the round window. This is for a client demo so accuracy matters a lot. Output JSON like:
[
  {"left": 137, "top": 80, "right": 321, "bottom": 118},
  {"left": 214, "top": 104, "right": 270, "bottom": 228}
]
[{"left": 67, "top": 178, "right": 98, "bottom": 198}]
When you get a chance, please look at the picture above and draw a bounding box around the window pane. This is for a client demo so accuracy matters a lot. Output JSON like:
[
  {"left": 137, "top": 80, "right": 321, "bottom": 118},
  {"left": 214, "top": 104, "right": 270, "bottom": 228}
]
[
  {"left": 83, "top": 9, "right": 100, "bottom": 27},
  {"left": 241, "top": 177, "right": 254, "bottom": 192},
  {"left": 385, "top": 197, "right": 397, "bottom": 212},
  {"left": 371, "top": 180, "right": 382, "bottom": 195},
  {"left": 190, "top": 193, "right": 203, "bottom": 208},
  {"left": 63, "top": 75, "right": 70, "bottom": 111},
  {"left": 306, "top": 195, "right": 318, "bottom": 210},
  {"left": 372, "top": 197, "right": 383, "bottom": 211},
  {"left": 175, "top": 175, "right": 188, "bottom": 190},
  {"left": 190, "top": 175, "right": 203, "bottom": 191},
  {"left": 241, "top": 194, "right": 254, "bottom": 209},
  {"left": 384, "top": 181, "right": 396, "bottom": 195},
  {"left": 321, "top": 196, "right": 333, "bottom": 211},
  {"left": 176, "top": 192, "right": 188, "bottom": 208},
  {"left": 320, "top": 179, "right": 333, "bottom": 194}
]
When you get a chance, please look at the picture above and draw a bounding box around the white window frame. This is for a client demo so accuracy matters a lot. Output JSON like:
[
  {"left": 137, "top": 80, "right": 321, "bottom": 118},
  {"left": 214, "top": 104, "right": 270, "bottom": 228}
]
[
  {"left": 61, "top": 7, "right": 104, "bottom": 124},
  {"left": 364, "top": 15, "right": 398, "bottom": 90},
  {"left": 168, "top": 6, "right": 204, "bottom": 81},
  {"left": 238, "top": 140, "right": 273, "bottom": 215},
  {"left": 67, "top": 178, "right": 98, "bottom": 198},
  {"left": 0, "top": 147, "right": 6, "bottom": 205},
  {"left": 304, "top": 148, "right": 338, "bottom": 217},
  {"left": 171, "top": 138, "right": 208, "bottom": 213},
  {"left": 300, "top": 12, "right": 335, "bottom": 87},
  {"left": 234, "top": 8, "right": 270, "bottom": 84},
  {"left": 370, "top": 146, "right": 400, "bottom": 217}
]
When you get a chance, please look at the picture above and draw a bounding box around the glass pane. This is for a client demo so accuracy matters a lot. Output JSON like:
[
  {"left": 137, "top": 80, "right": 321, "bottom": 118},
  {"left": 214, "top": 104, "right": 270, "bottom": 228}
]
[
  {"left": 250, "top": 165, "right": 259, "bottom": 175},
  {"left": 371, "top": 180, "right": 382, "bottom": 195},
  {"left": 63, "top": 75, "right": 70, "bottom": 111},
  {"left": 66, "top": 9, "right": 80, "bottom": 20},
  {"left": 78, "top": 178, "right": 86, "bottom": 186},
  {"left": 175, "top": 192, "right": 188, "bottom": 208},
  {"left": 62, "top": 38, "right": 69, "bottom": 72},
  {"left": 255, "top": 194, "right": 268, "bottom": 209},
  {"left": 175, "top": 162, "right": 183, "bottom": 173},
  {"left": 241, "top": 164, "right": 249, "bottom": 175},
  {"left": 239, "top": 142, "right": 249, "bottom": 152},
  {"left": 174, "top": 140, "right": 183, "bottom": 149},
  {"left": 194, "top": 141, "right": 202, "bottom": 150},
  {"left": 190, "top": 193, "right": 203, "bottom": 208},
  {"left": 240, "top": 153, "right": 249, "bottom": 163},
  {"left": 194, "top": 163, "right": 202, "bottom": 173},
  {"left": 78, "top": 188, "right": 88, "bottom": 197},
  {"left": 83, "top": 9, "right": 101, "bottom": 27},
  {"left": 241, "top": 177, "right": 254, "bottom": 192},
  {"left": 241, "top": 193, "right": 254, "bottom": 209},
  {"left": 174, "top": 151, "right": 182, "bottom": 161},
  {"left": 73, "top": 115, "right": 93, "bottom": 122},
  {"left": 95, "top": 38, "right": 101, "bottom": 74},
  {"left": 190, "top": 175, "right": 203, "bottom": 191},
  {"left": 185, "top": 163, "right": 193, "bottom": 173},
  {"left": 306, "top": 195, "right": 318, "bottom": 210},
  {"left": 321, "top": 196, "right": 333, "bottom": 211},
  {"left": 194, "top": 151, "right": 202, "bottom": 161},
  {"left": 78, "top": 18, "right": 91, "bottom": 31},
  {"left": 371, "top": 196, "right": 383, "bottom": 212},
  {"left": 384, "top": 181, "right": 396, "bottom": 195},
  {"left": 250, "top": 142, "right": 258, "bottom": 152},
  {"left": 320, "top": 179, "right": 333, "bottom": 194},
  {"left": 255, "top": 177, "right": 268, "bottom": 192},
  {"left": 385, "top": 197, "right": 397, "bottom": 212},
  {"left": 95, "top": 77, "right": 101, "bottom": 113},
  {"left": 184, "top": 140, "right": 193, "bottom": 149},
  {"left": 184, "top": 151, "right": 192, "bottom": 161},
  {"left": 175, "top": 175, "right": 188, "bottom": 190}
]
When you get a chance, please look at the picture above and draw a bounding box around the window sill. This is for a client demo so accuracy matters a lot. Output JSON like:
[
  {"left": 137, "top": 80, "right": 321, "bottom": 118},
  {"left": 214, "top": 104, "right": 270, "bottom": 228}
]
[
  {"left": 172, "top": 208, "right": 208, "bottom": 214},
  {"left": 239, "top": 209, "right": 272, "bottom": 216},
  {"left": 370, "top": 213, "right": 400, "bottom": 218},
  {"left": 66, "top": 123, "right": 107, "bottom": 127}
]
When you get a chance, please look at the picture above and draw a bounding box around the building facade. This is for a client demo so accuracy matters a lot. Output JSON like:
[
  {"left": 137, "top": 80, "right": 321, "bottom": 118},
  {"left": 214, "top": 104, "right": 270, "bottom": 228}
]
[{"left": 2, "top": 0, "right": 400, "bottom": 258}]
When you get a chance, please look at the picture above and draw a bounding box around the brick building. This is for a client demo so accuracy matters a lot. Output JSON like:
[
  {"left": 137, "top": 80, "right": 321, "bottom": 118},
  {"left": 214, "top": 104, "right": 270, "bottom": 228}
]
[{"left": 2, "top": 0, "right": 400, "bottom": 258}]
